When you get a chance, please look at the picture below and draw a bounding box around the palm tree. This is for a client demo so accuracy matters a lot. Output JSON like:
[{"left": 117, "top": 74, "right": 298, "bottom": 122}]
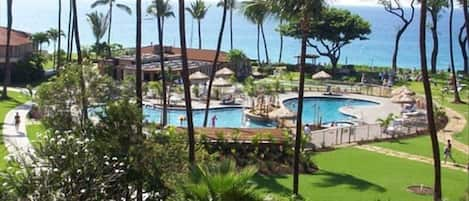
[
  {"left": 179, "top": 0, "right": 196, "bottom": 164},
  {"left": 2, "top": 0, "right": 13, "bottom": 99},
  {"left": 67, "top": 0, "right": 73, "bottom": 61},
  {"left": 217, "top": 0, "right": 236, "bottom": 50},
  {"left": 57, "top": 0, "right": 63, "bottom": 69},
  {"left": 268, "top": 0, "right": 324, "bottom": 196},
  {"left": 203, "top": 0, "right": 228, "bottom": 127},
  {"left": 379, "top": 0, "right": 416, "bottom": 73},
  {"left": 46, "top": 28, "right": 65, "bottom": 70},
  {"left": 418, "top": 0, "right": 442, "bottom": 200},
  {"left": 448, "top": 0, "right": 463, "bottom": 103},
  {"left": 376, "top": 113, "right": 395, "bottom": 133},
  {"left": 459, "top": 22, "right": 468, "bottom": 74},
  {"left": 186, "top": 0, "right": 209, "bottom": 50},
  {"left": 86, "top": 11, "right": 110, "bottom": 58},
  {"left": 241, "top": 0, "right": 270, "bottom": 64},
  {"left": 427, "top": 0, "right": 448, "bottom": 74},
  {"left": 71, "top": 0, "right": 87, "bottom": 124},
  {"left": 91, "top": 0, "right": 132, "bottom": 56},
  {"left": 135, "top": 1, "right": 144, "bottom": 200},
  {"left": 147, "top": 0, "right": 175, "bottom": 126},
  {"left": 181, "top": 160, "right": 260, "bottom": 201},
  {"left": 31, "top": 32, "right": 50, "bottom": 52},
  {"left": 459, "top": 0, "right": 469, "bottom": 49}
]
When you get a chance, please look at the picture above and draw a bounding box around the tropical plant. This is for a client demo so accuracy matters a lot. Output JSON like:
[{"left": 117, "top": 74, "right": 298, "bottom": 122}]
[
  {"left": 91, "top": 0, "right": 131, "bottom": 56},
  {"left": 31, "top": 32, "right": 50, "bottom": 52},
  {"left": 268, "top": 0, "right": 325, "bottom": 196},
  {"left": 379, "top": 0, "right": 416, "bottom": 73},
  {"left": 241, "top": 0, "right": 270, "bottom": 64},
  {"left": 418, "top": 0, "right": 442, "bottom": 199},
  {"left": 86, "top": 11, "right": 110, "bottom": 58},
  {"left": 426, "top": 0, "right": 448, "bottom": 73},
  {"left": 202, "top": 0, "right": 228, "bottom": 127},
  {"left": 2, "top": 0, "right": 12, "bottom": 99},
  {"left": 181, "top": 160, "right": 261, "bottom": 201},
  {"left": 147, "top": 0, "right": 175, "bottom": 126},
  {"left": 135, "top": 0, "right": 144, "bottom": 199},
  {"left": 217, "top": 0, "right": 236, "bottom": 49},
  {"left": 228, "top": 49, "right": 251, "bottom": 79},
  {"left": 57, "top": 0, "right": 63, "bottom": 69},
  {"left": 186, "top": 0, "right": 209, "bottom": 50},
  {"left": 377, "top": 113, "right": 395, "bottom": 133},
  {"left": 47, "top": 28, "right": 65, "bottom": 71},
  {"left": 179, "top": 0, "right": 197, "bottom": 164}
]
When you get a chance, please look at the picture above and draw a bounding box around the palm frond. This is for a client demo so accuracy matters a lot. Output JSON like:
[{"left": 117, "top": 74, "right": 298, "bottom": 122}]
[{"left": 116, "top": 3, "right": 132, "bottom": 15}]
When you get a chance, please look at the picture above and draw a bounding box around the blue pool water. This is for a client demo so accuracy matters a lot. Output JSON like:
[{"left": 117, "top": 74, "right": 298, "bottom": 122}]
[{"left": 283, "top": 97, "right": 378, "bottom": 124}]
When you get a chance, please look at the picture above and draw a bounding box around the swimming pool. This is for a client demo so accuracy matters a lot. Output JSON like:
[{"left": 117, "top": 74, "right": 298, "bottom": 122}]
[{"left": 283, "top": 97, "right": 378, "bottom": 124}]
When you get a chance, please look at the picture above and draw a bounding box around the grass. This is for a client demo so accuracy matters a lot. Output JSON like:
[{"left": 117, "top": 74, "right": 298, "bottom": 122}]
[
  {"left": 373, "top": 136, "right": 469, "bottom": 165},
  {"left": 26, "top": 123, "right": 46, "bottom": 150},
  {"left": 0, "top": 91, "right": 31, "bottom": 169},
  {"left": 255, "top": 147, "right": 468, "bottom": 201}
]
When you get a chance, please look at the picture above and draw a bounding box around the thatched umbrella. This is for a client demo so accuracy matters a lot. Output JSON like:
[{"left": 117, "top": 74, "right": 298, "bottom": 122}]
[
  {"left": 400, "top": 88, "right": 416, "bottom": 95},
  {"left": 312, "top": 70, "right": 332, "bottom": 80},
  {"left": 189, "top": 71, "right": 209, "bottom": 83},
  {"left": 215, "top": 67, "right": 235, "bottom": 78},
  {"left": 391, "top": 86, "right": 410, "bottom": 96},
  {"left": 213, "top": 77, "right": 232, "bottom": 87},
  {"left": 393, "top": 94, "right": 416, "bottom": 104},
  {"left": 269, "top": 107, "right": 297, "bottom": 120}
]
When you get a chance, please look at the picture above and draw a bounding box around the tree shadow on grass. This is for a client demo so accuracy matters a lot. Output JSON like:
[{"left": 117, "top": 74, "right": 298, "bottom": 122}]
[
  {"left": 253, "top": 174, "right": 293, "bottom": 198},
  {"left": 311, "top": 170, "right": 386, "bottom": 193}
]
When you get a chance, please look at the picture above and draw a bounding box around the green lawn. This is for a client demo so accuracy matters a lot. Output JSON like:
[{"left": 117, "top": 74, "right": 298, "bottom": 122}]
[
  {"left": 255, "top": 148, "right": 468, "bottom": 201},
  {"left": 0, "top": 91, "right": 30, "bottom": 169},
  {"left": 373, "top": 136, "right": 469, "bottom": 165},
  {"left": 404, "top": 74, "right": 469, "bottom": 145},
  {"left": 26, "top": 123, "right": 46, "bottom": 150}
]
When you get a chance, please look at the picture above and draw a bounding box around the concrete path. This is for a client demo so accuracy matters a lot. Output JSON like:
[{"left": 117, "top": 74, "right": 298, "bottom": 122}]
[
  {"left": 2, "top": 102, "right": 35, "bottom": 164},
  {"left": 438, "top": 107, "right": 468, "bottom": 154},
  {"left": 357, "top": 145, "right": 468, "bottom": 172}
]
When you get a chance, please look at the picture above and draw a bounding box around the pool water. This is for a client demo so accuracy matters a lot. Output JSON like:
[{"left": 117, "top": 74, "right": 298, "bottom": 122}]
[{"left": 283, "top": 97, "right": 378, "bottom": 124}]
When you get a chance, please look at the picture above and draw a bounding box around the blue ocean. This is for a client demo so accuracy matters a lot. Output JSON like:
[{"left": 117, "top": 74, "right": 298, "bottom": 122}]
[{"left": 1, "top": 0, "right": 466, "bottom": 70}]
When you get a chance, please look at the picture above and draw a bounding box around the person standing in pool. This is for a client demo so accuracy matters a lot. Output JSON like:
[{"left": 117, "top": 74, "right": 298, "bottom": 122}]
[
  {"left": 444, "top": 139, "right": 456, "bottom": 163},
  {"left": 211, "top": 115, "right": 218, "bottom": 128}
]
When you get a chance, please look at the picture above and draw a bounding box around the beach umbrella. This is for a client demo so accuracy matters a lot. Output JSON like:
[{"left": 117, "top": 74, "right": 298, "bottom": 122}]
[
  {"left": 189, "top": 71, "right": 209, "bottom": 81},
  {"left": 215, "top": 67, "right": 235, "bottom": 77},
  {"left": 394, "top": 94, "right": 416, "bottom": 104},
  {"left": 391, "top": 86, "right": 407, "bottom": 96},
  {"left": 213, "top": 77, "right": 232, "bottom": 87},
  {"left": 312, "top": 71, "right": 332, "bottom": 80},
  {"left": 268, "top": 107, "right": 297, "bottom": 120},
  {"left": 399, "top": 88, "right": 415, "bottom": 95},
  {"left": 390, "top": 94, "right": 403, "bottom": 103}
]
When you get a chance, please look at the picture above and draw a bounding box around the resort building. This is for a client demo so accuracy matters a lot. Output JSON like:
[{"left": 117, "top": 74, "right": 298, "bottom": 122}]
[
  {"left": 0, "top": 27, "right": 33, "bottom": 67},
  {"left": 99, "top": 45, "right": 230, "bottom": 82}
]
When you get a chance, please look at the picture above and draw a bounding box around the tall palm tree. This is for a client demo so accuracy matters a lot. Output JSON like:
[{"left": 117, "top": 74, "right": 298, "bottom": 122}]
[
  {"left": 241, "top": 0, "right": 270, "bottom": 64},
  {"left": 427, "top": 0, "right": 448, "bottom": 73},
  {"left": 67, "top": 0, "right": 73, "bottom": 61},
  {"left": 459, "top": 22, "right": 468, "bottom": 74},
  {"left": 179, "top": 0, "right": 196, "bottom": 164},
  {"left": 135, "top": 1, "right": 144, "bottom": 200},
  {"left": 71, "top": 0, "right": 87, "bottom": 124},
  {"left": 418, "top": 0, "right": 442, "bottom": 200},
  {"left": 91, "top": 0, "right": 132, "bottom": 56},
  {"left": 46, "top": 28, "right": 65, "bottom": 70},
  {"left": 147, "top": 0, "right": 175, "bottom": 126},
  {"left": 2, "top": 0, "right": 13, "bottom": 99},
  {"left": 57, "top": 0, "right": 63, "bottom": 70},
  {"left": 30, "top": 32, "right": 50, "bottom": 52},
  {"left": 448, "top": 0, "right": 463, "bottom": 103},
  {"left": 186, "top": 0, "right": 209, "bottom": 50},
  {"left": 218, "top": 0, "right": 236, "bottom": 50},
  {"left": 203, "top": 0, "right": 228, "bottom": 127},
  {"left": 459, "top": 0, "right": 469, "bottom": 48},
  {"left": 86, "top": 11, "right": 110, "bottom": 58},
  {"left": 268, "top": 0, "right": 324, "bottom": 196}
]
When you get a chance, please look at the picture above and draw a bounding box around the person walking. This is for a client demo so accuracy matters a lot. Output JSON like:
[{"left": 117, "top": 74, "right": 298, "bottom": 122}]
[
  {"left": 444, "top": 139, "right": 456, "bottom": 163},
  {"left": 14, "top": 112, "right": 20, "bottom": 131}
]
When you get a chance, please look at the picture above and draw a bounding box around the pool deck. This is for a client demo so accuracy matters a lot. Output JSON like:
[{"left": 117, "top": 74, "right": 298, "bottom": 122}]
[{"left": 144, "top": 92, "right": 401, "bottom": 125}]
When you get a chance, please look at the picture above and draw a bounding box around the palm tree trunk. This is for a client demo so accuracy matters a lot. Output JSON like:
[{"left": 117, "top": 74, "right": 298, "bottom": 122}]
[
  {"left": 57, "top": 0, "right": 62, "bottom": 70},
  {"left": 3, "top": 0, "right": 13, "bottom": 99},
  {"left": 392, "top": 26, "right": 407, "bottom": 73},
  {"left": 198, "top": 19, "right": 202, "bottom": 49},
  {"left": 135, "top": 1, "right": 143, "bottom": 201},
  {"left": 449, "top": 0, "right": 463, "bottom": 103},
  {"left": 464, "top": 0, "right": 469, "bottom": 48},
  {"left": 72, "top": 0, "right": 87, "bottom": 124},
  {"left": 459, "top": 23, "right": 468, "bottom": 74},
  {"left": 257, "top": 25, "right": 260, "bottom": 65},
  {"left": 260, "top": 23, "right": 270, "bottom": 64},
  {"left": 279, "top": 19, "right": 284, "bottom": 64},
  {"left": 52, "top": 41, "right": 57, "bottom": 70},
  {"left": 230, "top": 7, "right": 233, "bottom": 50},
  {"left": 107, "top": 2, "right": 113, "bottom": 57},
  {"left": 67, "top": 0, "right": 73, "bottom": 61},
  {"left": 179, "top": 0, "right": 196, "bottom": 164},
  {"left": 157, "top": 15, "right": 168, "bottom": 126},
  {"left": 293, "top": 17, "right": 309, "bottom": 196},
  {"left": 419, "top": 1, "right": 442, "bottom": 200},
  {"left": 430, "top": 13, "right": 439, "bottom": 74},
  {"left": 203, "top": 0, "right": 228, "bottom": 127}
]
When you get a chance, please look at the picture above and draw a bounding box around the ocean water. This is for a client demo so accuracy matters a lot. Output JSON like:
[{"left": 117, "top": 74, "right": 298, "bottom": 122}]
[{"left": 1, "top": 0, "right": 466, "bottom": 70}]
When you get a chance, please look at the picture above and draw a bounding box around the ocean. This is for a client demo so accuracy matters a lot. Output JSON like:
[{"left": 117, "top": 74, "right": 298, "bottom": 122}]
[{"left": 1, "top": 0, "right": 467, "bottom": 70}]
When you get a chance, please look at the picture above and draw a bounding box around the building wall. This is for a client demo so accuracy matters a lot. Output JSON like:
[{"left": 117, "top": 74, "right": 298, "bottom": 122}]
[{"left": 0, "top": 43, "right": 33, "bottom": 63}]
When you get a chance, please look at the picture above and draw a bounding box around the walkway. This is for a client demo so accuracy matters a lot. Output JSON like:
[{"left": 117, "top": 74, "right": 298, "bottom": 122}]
[
  {"left": 2, "top": 102, "right": 35, "bottom": 164},
  {"left": 357, "top": 145, "right": 467, "bottom": 172},
  {"left": 438, "top": 107, "right": 468, "bottom": 154}
]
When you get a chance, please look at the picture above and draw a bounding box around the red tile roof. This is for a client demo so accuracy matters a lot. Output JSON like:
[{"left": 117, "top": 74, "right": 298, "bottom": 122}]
[
  {"left": 142, "top": 45, "right": 229, "bottom": 63},
  {"left": 0, "top": 27, "right": 31, "bottom": 46}
]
